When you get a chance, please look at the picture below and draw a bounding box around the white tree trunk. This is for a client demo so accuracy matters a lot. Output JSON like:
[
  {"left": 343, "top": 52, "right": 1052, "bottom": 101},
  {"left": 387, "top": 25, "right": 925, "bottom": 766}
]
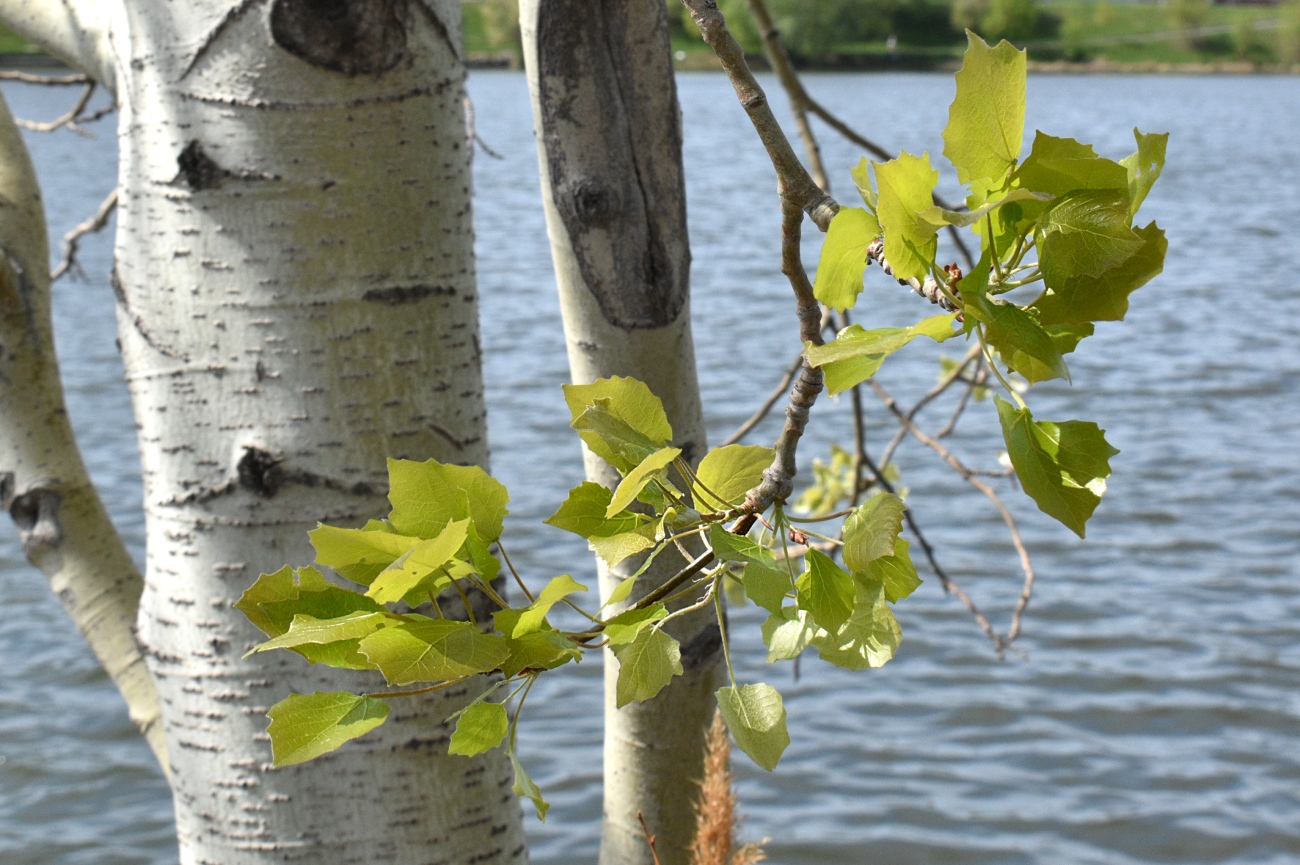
[
  {"left": 0, "top": 91, "right": 167, "bottom": 769},
  {"left": 519, "top": 3, "right": 720, "bottom": 863},
  {"left": 1, "top": 1, "right": 528, "bottom": 862}
]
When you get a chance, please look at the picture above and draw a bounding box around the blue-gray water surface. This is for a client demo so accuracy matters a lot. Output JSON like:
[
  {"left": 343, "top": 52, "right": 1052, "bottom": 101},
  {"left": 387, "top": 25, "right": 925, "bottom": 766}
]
[{"left": 1, "top": 70, "right": 1297, "bottom": 864}]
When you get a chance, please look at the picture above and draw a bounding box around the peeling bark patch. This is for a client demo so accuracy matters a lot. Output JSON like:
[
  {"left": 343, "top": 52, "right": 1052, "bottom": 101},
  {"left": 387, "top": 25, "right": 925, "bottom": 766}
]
[
  {"left": 361, "top": 284, "right": 455, "bottom": 304},
  {"left": 270, "top": 0, "right": 411, "bottom": 76},
  {"left": 535, "top": 2, "right": 690, "bottom": 331},
  {"left": 236, "top": 448, "right": 284, "bottom": 498},
  {"left": 7, "top": 486, "right": 63, "bottom": 556}
]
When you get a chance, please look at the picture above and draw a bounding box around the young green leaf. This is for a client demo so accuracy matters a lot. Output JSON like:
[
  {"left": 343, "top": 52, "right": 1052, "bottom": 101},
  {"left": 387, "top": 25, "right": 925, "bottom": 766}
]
[
  {"left": 811, "top": 576, "right": 902, "bottom": 670},
  {"left": 1044, "top": 321, "right": 1096, "bottom": 355},
  {"left": 604, "top": 603, "right": 669, "bottom": 646},
  {"left": 761, "top": 607, "right": 816, "bottom": 662},
  {"left": 1119, "top": 128, "right": 1168, "bottom": 218},
  {"left": 587, "top": 527, "right": 658, "bottom": 568},
  {"left": 995, "top": 396, "right": 1119, "bottom": 538},
  {"left": 874, "top": 152, "right": 941, "bottom": 283},
  {"left": 607, "top": 447, "right": 681, "bottom": 517},
  {"left": 860, "top": 539, "right": 922, "bottom": 603},
  {"left": 1032, "top": 222, "right": 1166, "bottom": 326},
  {"left": 814, "top": 207, "right": 882, "bottom": 312},
  {"left": 358, "top": 619, "right": 509, "bottom": 685},
  {"left": 709, "top": 524, "right": 777, "bottom": 569},
  {"left": 743, "top": 562, "right": 794, "bottom": 615},
  {"left": 943, "top": 31, "right": 1026, "bottom": 187},
  {"left": 1037, "top": 190, "right": 1144, "bottom": 286},
  {"left": 236, "top": 566, "right": 384, "bottom": 639},
  {"left": 603, "top": 576, "right": 638, "bottom": 609},
  {"left": 511, "top": 752, "right": 550, "bottom": 821},
  {"left": 1013, "top": 132, "right": 1128, "bottom": 198},
  {"left": 449, "top": 702, "right": 509, "bottom": 756},
  {"left": 716, "top": 683, "right": 790, "bottom": 771},
  {"left": 309, "top": 524, "right": 421, "bottom": 586},
  {"left": 545, "top": 481, "right": 642, "bottom": 539},
  {"left": 495, "top": 609, "right": 584, "bottom": 676},
  {"left": 563, "top": 377, "right": 673, "bottom": 471},
  {"left": 366, "top": 518, "right": 471, "bottom": 604},
  {"left": 979, "top": 299, "right": 1070, "bottom": 384},
  {"left": 387, "top": 458, "right": 510, "bottom": 542},
  {"left": 849, "top": 157, "right": 879, "bottom": 211},
  {"left": 265, "top": 691, "right": 390, "bottom": 766},
  {"left": 796, "top": 549, "right": 856, "bottom": 633},
  {"left": 692, "top": 444, "right": 775, "bottom": 510},
  {"left": 247, "top": 611, "right": 396, "bottom": 656},
  {"left": 842, "top": 493, "right": 906, "bottom": 571},
  {"left": 917, "top": 188, "right": 1050, "bottom": 228},
  {"left": 512, "top": 574, "right": 588, "bottom": 637},
  {"left": 611, "top": 626, "right": 682, "bottom": 707},
  {"left": 806, "top": 314, "right": 959, "bottom": 395}
]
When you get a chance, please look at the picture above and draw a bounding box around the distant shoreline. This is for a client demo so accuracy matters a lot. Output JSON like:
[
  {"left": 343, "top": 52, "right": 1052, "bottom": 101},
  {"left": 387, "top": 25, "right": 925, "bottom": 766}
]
[{"left": 4, "top": 51, "right": 1296, "bottom": 76}]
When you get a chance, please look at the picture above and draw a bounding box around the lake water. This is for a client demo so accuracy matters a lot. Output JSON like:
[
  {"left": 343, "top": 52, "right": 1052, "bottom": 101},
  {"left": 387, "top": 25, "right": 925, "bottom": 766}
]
[{"left": 1, "top": 69, "right": 1298, "bottom": 865}]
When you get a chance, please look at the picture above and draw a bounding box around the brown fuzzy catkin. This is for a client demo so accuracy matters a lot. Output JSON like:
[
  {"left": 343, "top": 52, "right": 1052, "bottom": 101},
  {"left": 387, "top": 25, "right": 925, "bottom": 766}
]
[{"left": 689, "top": 711, "right": 766, "bottom": 865}]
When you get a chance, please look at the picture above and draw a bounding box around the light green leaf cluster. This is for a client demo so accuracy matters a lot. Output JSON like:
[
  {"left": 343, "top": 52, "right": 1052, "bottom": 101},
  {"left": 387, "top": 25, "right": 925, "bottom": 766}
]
[
  {"left": 806, "top": 314, "right": 959, "bottom": 395},
  {"left": 266, "top": 692, "right": 390, "bottom": 766}
]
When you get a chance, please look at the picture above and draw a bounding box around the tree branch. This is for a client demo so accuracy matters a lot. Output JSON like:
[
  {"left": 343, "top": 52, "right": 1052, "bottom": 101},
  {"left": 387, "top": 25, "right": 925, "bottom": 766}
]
[
  {"left": 50, "top": 187, "right": 117, "bottom": 283},
  {"left": 0, "top": 92, "right": 164, "bottom": 769},
  {"left": 0, "top": 0, "right": 118, "bottom": 93}
]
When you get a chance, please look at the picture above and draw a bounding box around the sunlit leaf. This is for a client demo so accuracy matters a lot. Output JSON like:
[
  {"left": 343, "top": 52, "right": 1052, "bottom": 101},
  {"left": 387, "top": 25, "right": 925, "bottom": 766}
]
[
  {"left": 693, "top": 444, "right": 774, "bottom": 511},
  {"left": 1119, "top": 128, "right": 1168, "bottom": 218},
  {"left": 796, "top": 549, "right": 856, "bottom": 633},
  {"left": 761, "top": 606, "right": 815, "bottom": 662},
  {"left": 717, "top": 683, "right": 789, "bottom": 771},
  {"left": 874, "top": 152, "right": 941, "bottom": 283},
  {"left": 842, "top": 493, "right": 906, "bottom": 571},
  {"left": 943, "top": 31, "right": 1026, "bottom": 187},
  {"left": 1013, "top": 132, "right": 1128, "bottom": 198},
  {"left": 358, "top": 618, "right": 509, "bottom": 685},
  {"left": 266, "top": 691, "right": 389, "bottom": 766},
  {"left": 309, "top": 524, "right": 421, "bottom": 586},
  {"left": 564, "top": 377, "right": 673, "bottom": 472},
  {"left": 366, "top": 518, "right": 470, "bottom": 604},
  {"left": 806, "top": 313, "right": 959, "bottom": 395},
  {"left": 1037, "top": 190, "right": 1143, "bottom": 286},
  {"left": 1033, "top": 222, "right": 1166, "bottom": 326},
  {"left": 814, "top": 207, "right": 882, "bottom": 312},
  {"left": 811, "top": 576, "right": 902, "bottom": 670},
  {"left": 449, "top": 702, "right": 509, "bottom": 756},
  {"left": 607, "top": 447, "right": 681, "bottom": 517},
  {"left": 861, "top": 538, "right": 922, "bottom": 603},
  {"left": 710, "top": 524, "right": 777, "bottom": 569},
  {"left": 545, "top": 481, "right": 642, "bottom": 539},
  {"left": 387, "top": 458, "right": 509, "bottom": 542},
  {"left": 511, "top": 752, "right": 550, "bottom": 821},
  {"left": 743, "top": 562, "right": 794, "bottom": 615},
  {"left": 611, "top": 626, "right": 682, "bottom": 707},
  {"left": 512, "top": 574, "right": 588, "bottom": 637}
]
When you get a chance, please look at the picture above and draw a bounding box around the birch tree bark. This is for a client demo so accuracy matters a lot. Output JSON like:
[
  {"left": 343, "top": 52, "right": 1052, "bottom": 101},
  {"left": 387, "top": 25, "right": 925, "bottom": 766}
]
[
  {"left": 0, "top": 91, "right": 167, "bottom": 769},
  {"left": 519, "top": 3, "right": 720, "bottom": 863},
  {"left": 0, "top": 1, "right": 527, "bottom": 862}
]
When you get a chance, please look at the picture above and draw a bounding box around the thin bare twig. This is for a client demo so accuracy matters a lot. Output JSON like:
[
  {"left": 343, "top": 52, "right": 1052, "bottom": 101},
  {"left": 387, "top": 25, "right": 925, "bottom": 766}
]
[
  {"left": 722, "top": 353, "right": 802, "bottom": 447},
  {"left": 0, "top": 70, "right": 92, "bottom": 85},
  {"left": 639, "top": 811, "right": 664, "bottom": 865},
  {"left": 50, "top": 189, "right": 118, "bottom": 283},
  {"left": 16, "top": 82, "right": 95, "bottom": 133},
  {"left": 875, "top": 344, "right": 981, "bottom": 471},
  {"left": 935, "top": 361, "right": 987, "bottom": 440},
  {"left": 870, "top": 379, "right": 1035, "bottom": 654}
]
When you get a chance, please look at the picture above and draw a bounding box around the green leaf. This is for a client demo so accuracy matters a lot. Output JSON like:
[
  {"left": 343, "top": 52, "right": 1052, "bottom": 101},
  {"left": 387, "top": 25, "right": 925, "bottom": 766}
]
[
  {"left": 917, "top": 188, "right": 1050, "bottom": 227},
  {"left": 861, "top": 539, "right": 922, "bottom": 603},
  {"left": 358, "top": 618, "right": 509, "bottom": 685},
  {"left": 692, "top": 444, "right": 774, "bottom": 511},
  {"left": 811, "top": 576, "right": 902, "bottom": 670},
  {"left": 874, "top": 152, "right": 941, "bottom": 283},
  {"left": 943, "top": 31, "right": 1026, "bottom": 187},
  {"left": 236, "top": 566, "right": 381, "bottom": 638},
  {"left": 1037, "top": 190, "right": 1143, "bottom": 286},
  {"left": 995, "top": 396, "right": 1119, "bottom": 538},
  {"left": 709, "top": 524, "right": 777, "bottom": 569},
  {"left": 607, "top": 447, "right": 681, "bottom": 517},
  {"left": 545, "top": 481, "right": 642, "bottom": 539},
  {"left": 512, "top": 574, "right": 588, "bottom": 637},
  {"left": 761, "top": 606, "right": 815, "bottom": 662},
  {"left": 980, "top": 299, "right": 1070, "bottom": 384},
  {"left": 849, "top": 157, "right": 879, "bottom": 211},
  {"left": 511, "top": 752, "right": 550, "bottom": 821},
  {"left": 603, "top": 576, "right": 638, "bottom": 609},
  {"left": 366, "top": 518, "right": 470, "bottom": 604},
  {"left": 841, "top": 493, "right": 906, "bottom": 571},
  {"left": 1119, "top": 128, "right": 1167, "bottom": 218},
  {"left": 494, "top": 609, "right": 584, "bottom": 676},
  {"left": 716, "top": 683, "right": 790, "bottom": 771},
  {"left": 248, "top": 611, "right": 396, "bottom": 656},
  {"left": 387, "top": 458, "right": 509, "bottom": 542},
  {"left": 266, "top": 691, "right": 390, "bottom": 767},
  {"left": 796, "top": 549, "right": 856, "bottom": 633},
  {"left": 806, "top": 314, "right": 959, "bottom": 395},
  {"left": 603, "top": 603, "right": 669, "bottom": 646},
  {"left": 1033, "top": 222, "right": 1166, "bottom": 326},
  {"left": 564, "top": 377, "right": 673, "bottom": 472},
  {"left": 814, "top": 207, "right": 881, "bottom": 312},
  {"left": 449, "top": 702, "right": 509, "bottom": 756},
  {"left": 743, "top": 562, "right": 794, "bottom": 615},
  {"left": 611, "top": 626, "right": 682, "bottom": 707},
  {"left": 1044, "top": 321, "right": 1095, "bottom": 355},
  {"left": 1013, "top": 132, "right": 1128, "bottom": 198},
  {"left": 587, "top": 528, "right": 657, "bottom": 568},
  {"left": 309, "top": 524, "right": 422, "bottom": 586}
]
